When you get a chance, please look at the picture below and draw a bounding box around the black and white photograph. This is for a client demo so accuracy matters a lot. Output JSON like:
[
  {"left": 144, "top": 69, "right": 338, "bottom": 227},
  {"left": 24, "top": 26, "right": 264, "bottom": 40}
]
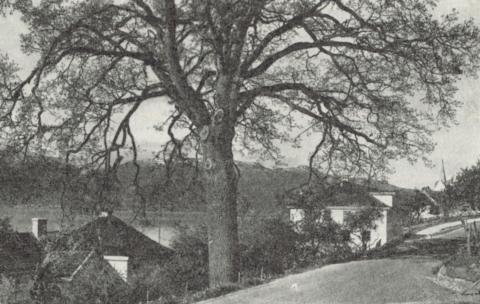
[{"left": 1, "top": 0, "right": 480, "bottom": 303}]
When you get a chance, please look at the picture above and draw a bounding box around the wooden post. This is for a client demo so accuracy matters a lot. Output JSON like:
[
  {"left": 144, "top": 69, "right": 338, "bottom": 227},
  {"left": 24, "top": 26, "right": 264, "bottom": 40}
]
[
  {"left": 471, "top": 223, "right": 474, "bottom": 254},
  {"left": 467, "top": 223, "right": 472, "bottom": 256},
  {"left": 473, "top": 222, "right": 476, "bottom": 255},
  {"left": 471, "top": 222, "right": 475, "bottom": 255}
]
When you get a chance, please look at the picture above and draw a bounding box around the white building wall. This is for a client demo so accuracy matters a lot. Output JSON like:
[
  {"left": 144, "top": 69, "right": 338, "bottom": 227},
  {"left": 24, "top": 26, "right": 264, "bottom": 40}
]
[
  {"left": 329, "top": 208, "right": 388, "bottom": 249},
  {"left": 369, "top": 210, "right": 388, "bottom": 247},
  {"left": 103, "top": 256, "right": 129, "bottom": 282},
  {"left": 289, "top": 208, "right": 305, "bottom": 223},
  {"left": 370, "top": 193, "right": 393, "bottom": 207},
  {"left": 32, "top": 218, "right": 48, "bottom": 240},
  {"left": 330, "top": 209, "right": 344, "bottom": 225}
]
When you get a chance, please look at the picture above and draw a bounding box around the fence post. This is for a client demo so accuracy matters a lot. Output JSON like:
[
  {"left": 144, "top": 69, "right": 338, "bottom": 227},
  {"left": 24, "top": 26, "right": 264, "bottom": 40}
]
[
  {"left": 473, "top": 222, "right": 476, "bottom": 255},
  {"left": 467, "top": 223, "right": 472, "bottom": 256}
]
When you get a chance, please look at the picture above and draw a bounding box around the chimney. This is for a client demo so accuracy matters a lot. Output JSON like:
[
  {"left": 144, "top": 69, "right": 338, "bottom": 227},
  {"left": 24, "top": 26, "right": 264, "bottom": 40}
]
[
  {"left": 103, "top": 256, "right": 129, "bottom": 282},
  {"left": 370, "top": 192, "right": 395, "bottom": 207},
  {"left": 32, "top": 218, "right": 47, "bottom": 240}
]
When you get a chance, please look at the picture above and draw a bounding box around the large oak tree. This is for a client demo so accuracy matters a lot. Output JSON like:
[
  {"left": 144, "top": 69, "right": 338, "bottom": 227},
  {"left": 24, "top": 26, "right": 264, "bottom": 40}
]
[{"left": 1, "top": 0, "right": 480, "bottom": 286}]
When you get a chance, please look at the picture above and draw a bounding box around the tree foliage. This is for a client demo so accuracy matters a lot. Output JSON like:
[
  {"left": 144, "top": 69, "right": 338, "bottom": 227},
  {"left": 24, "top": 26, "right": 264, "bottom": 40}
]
[
  {"left": 0, "top": 217, "right": 13, "bottom": 232},
  {"left": 1, "top": 0, "right": 480, "bottom": 285},
  {"left": 453, "top": 160, "right": 480, "bottom": 210},
  {"left": 395, "top": 189, "right": 433, "bottom": 224},
  {"left": 344, "top": 206, "right": 383, "bottom": 252},
  {"left": 240, "top": 217, "right": 298, "bottom": 276},
  {"left": 0, "top": 274, "right": 17, "bottom": 304},
  {"left": 0, "top": 0, "right": 477, "bottom": 179}
]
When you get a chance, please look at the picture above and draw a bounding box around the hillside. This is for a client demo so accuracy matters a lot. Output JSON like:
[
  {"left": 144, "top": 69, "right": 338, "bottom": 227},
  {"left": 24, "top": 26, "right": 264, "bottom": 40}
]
[{"left": 0, "top": 157, "right": 417, "bottom": 220}]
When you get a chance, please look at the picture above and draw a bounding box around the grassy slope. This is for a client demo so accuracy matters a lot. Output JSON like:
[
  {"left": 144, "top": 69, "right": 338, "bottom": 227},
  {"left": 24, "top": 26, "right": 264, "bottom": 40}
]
[{"left": 196, "top": 258, "right": 460, "bottom": 304}]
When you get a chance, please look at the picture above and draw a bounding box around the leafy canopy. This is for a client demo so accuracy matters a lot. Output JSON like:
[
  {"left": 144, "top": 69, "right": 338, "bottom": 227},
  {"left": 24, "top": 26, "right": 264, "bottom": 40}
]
[
  {"left": 453, "top": 160, "right": 480, "bottom": 210},
  {"left": 0, "top": 0, "right": 479, "bottom": 179}
]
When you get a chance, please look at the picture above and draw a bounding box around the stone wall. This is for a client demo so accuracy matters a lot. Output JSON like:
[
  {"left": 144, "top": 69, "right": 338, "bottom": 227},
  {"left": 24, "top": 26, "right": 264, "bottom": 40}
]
[{"left": 435, "top": 265, "right": 474, "bottom": 293}]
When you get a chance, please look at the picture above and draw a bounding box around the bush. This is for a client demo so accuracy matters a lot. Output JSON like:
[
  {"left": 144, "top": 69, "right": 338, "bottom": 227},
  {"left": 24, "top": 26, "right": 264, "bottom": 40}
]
[
  {"left": 140, "top": 218, "right": 298, "bottom": 301},
  {"left": 129, "top": 264, "right": 172, "bottom": 303},
  {"left": 134, "top": 225, "right": 209, "bottom": 301},
  {"left": 167, "top": 225, "right": 209, "bottom": 293},
  {"left": 344, "top": 207, "right": 383, "bottom": 253},
  {"left": 146, "top": 212, "right": 355, "bottom": 302},
  {"left": 240, "top": 218, "right": 298, "bottom": 277},
  {"left": 0, "top": 275, "right": 17, "bottom": 304},
  {"left": 189, "top": 283, "right": 241, "bottom": 302},
  {"left": 293, "top": 209, "right": 353, "bottom": 266}
]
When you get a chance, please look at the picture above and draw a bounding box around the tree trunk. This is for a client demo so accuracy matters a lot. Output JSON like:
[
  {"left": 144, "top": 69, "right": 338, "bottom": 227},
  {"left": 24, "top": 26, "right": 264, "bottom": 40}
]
[{"left": 202, "top": 124, "right": 239, "bottom": 287}]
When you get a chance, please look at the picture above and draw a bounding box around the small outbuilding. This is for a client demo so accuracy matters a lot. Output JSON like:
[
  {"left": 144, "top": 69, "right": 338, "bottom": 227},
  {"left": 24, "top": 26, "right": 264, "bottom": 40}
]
[{"left": 288, "top": 182, "right": 403, "bottom": 249}]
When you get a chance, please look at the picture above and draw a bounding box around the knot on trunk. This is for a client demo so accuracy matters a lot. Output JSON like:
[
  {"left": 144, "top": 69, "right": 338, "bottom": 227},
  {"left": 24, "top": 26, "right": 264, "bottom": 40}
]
[
  {"left": 213, "top": 109, "right": 225, "bottom": 124},
  {"left": 199, "top": 125, "right": 210, "bottom": 141},
  {"left": 204, "top": 158, "right": 214, "bottom": 170}
]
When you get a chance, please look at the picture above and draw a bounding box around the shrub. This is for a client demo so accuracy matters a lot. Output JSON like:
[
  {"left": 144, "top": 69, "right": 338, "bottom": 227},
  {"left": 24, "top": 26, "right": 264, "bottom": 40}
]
[
  {"left": 135, "top": 224, "right": 209, "bottom": 301},
  {"left": 167, "top": 225, "right": 209, "bottom": 294},
  {"left": 190, "top": 283, "right": 241, "bottom": 302},
  {"left": 143, "top": 218, "right": 298, "bottom": 301},
  {"left": 293, "top": 209, "right": 352, "bottom": 266},
  {"left": 344, "top": 207, "right": 383, "bottom": 253},
  {"left": 0, "top": 275, "right": 17, "bottom": 304},
  {"left": 240, "top": 217, "right": 298, "bottom": 277}
]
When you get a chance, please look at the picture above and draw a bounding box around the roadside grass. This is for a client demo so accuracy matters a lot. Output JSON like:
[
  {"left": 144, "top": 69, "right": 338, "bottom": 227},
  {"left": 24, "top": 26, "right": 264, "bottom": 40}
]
[
  {"left": 150, "top": 251, "right": 365, "bottom": 304},
  {"left": 163, "top": 237, "right": 467, "bottom": 304},
  {"left": 154, "top": 222, "right": 469, "bottom": 304},
  {"left": 179, "top": 237, "right": 466, "bottom": 304}
]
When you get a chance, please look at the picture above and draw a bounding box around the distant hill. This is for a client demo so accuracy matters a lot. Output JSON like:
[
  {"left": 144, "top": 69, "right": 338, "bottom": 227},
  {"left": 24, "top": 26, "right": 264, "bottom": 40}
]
[{"left": 0, "top": 156, "right": 418, "bottom": 221}]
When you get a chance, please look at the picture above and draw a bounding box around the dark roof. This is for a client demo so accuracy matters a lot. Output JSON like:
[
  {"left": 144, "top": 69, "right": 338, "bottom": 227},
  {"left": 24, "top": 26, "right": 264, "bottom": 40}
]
[
  {"left": 41, "top": 250, "right": 93, "bottom": 279},
  {"left": 51, "top": 215, "right": 173, "bottom": 266},
  {"left": 0, "top": 231, "right": 42, "bottom": 276},
  {"left": 40, "top": 249, "right": 130, "bottom": 297},
  {"left": 323, "top": 183, "right": 390, "bottom": 208}
]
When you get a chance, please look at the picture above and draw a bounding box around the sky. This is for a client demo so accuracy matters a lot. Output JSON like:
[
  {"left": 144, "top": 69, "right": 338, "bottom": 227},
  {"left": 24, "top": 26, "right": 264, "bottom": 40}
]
[{"left": 1, "top": 1, "right": 480, "bottom": 189}]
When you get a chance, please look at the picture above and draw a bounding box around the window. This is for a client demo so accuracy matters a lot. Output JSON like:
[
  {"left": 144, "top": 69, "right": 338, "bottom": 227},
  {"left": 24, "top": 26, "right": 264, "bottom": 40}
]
[{"left": 361, "top": 230, "right": 371, "bottom": 243}]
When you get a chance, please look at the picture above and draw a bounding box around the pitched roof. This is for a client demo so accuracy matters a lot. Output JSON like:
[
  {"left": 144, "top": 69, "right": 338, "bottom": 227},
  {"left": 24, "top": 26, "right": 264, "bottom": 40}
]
[
  {"left": 41, "top": 250, "right": 94, "bottom": 280},
  {"left": 51, "top": 215, "right": 173, "bottom": 266},
  {"left": 40, "top": 249, "right": 130, "bottom": 296},
  {"left": 0, "top": 231, "right": 42, "bottom": 276},
  {"left": 323, "top": 182, "right": 391, "bottom": 208}
]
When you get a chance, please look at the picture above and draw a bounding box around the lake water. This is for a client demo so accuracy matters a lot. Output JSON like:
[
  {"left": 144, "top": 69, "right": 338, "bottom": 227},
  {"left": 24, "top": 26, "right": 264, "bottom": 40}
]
[{"left": 0, "top": 206, "right": 206, "bottom": 247}]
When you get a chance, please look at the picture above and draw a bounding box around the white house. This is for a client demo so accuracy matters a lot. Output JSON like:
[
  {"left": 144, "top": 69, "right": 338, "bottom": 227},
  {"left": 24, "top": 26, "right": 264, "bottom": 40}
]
[
  {"left": 288, "top": 184, "right": 403, "bottom": 249},
  {"left": 327, "top": 192, "right": 398, "bottom": 248}
]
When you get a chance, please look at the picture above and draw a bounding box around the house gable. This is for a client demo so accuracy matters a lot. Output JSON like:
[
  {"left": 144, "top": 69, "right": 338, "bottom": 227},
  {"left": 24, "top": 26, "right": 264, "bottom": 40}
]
[
  {"left": 50, "top": 215, "right": 174, "bottom": 270},
  {"left": 35, "top": 249, "right": 131, "bottom": 304}
]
